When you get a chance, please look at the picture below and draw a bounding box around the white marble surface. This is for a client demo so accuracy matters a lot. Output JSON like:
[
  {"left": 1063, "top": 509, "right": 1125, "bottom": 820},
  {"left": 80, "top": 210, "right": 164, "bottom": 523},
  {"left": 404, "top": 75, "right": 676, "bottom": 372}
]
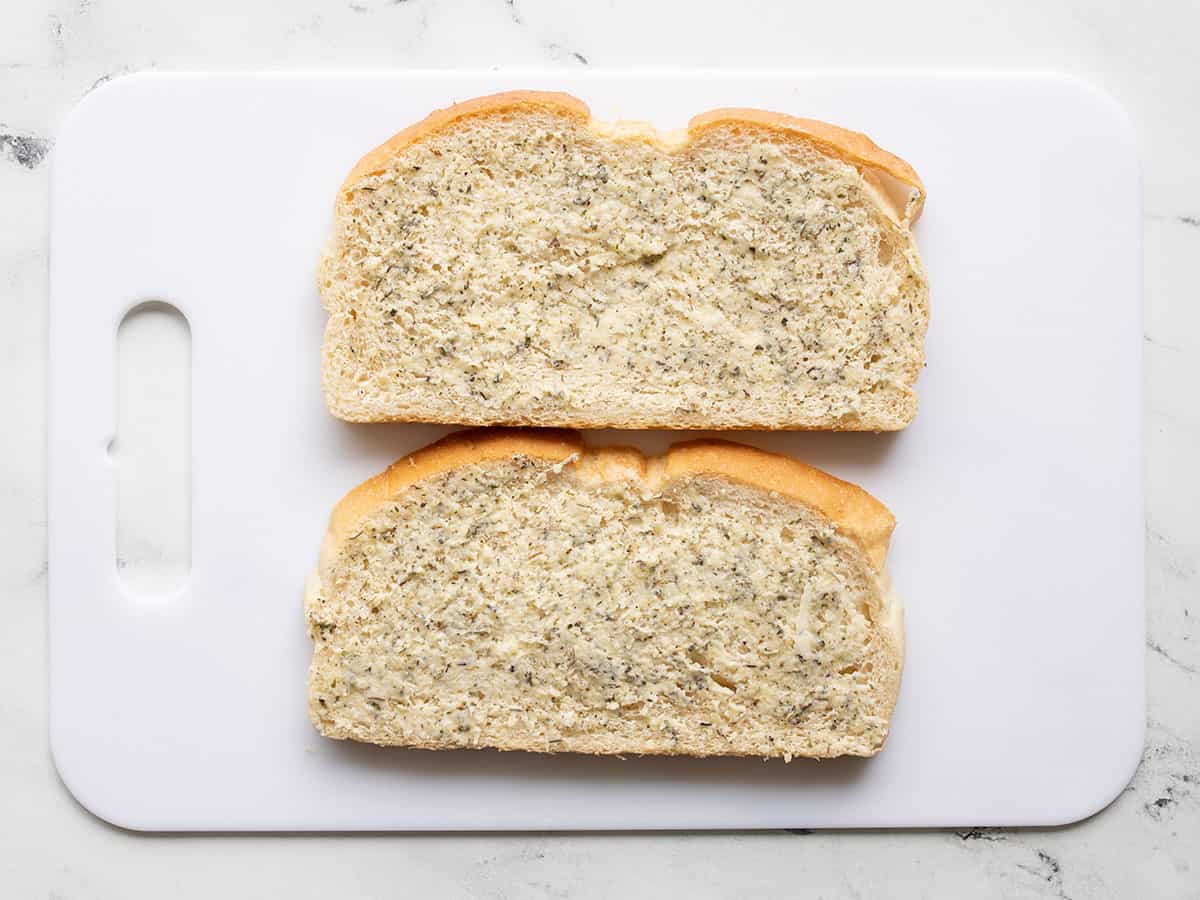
[{"left": 2, "top": 0, "right": 1197, "bottom": 896}]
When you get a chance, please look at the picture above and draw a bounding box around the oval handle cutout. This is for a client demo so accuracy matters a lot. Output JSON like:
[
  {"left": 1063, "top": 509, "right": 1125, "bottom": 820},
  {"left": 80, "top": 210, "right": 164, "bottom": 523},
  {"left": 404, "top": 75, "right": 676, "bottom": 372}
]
[{"left": 114, "top": 301, "right": 191, "bottom": 595}]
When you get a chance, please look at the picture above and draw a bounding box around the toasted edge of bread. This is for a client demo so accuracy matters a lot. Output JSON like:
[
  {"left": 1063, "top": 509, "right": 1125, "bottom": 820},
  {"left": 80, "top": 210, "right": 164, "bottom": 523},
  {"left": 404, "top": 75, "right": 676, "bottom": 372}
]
[
  {"left": 340, "top": 90, "right": 925, "bottom": 225},
  {"left": 322, "top": 428, "right": 895, "bottom": 577}
]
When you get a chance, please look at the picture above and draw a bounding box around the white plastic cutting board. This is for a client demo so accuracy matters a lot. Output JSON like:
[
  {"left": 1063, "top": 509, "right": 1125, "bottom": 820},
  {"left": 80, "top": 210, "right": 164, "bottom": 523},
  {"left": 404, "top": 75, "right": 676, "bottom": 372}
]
[{"left": 49, "top": 71, "right": 1143, "bottom": 830}]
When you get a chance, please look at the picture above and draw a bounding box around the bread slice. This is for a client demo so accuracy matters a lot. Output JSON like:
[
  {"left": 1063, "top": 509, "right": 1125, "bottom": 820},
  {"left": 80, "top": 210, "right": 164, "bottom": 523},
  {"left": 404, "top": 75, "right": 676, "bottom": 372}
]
[
  {"left": 306, "top": 429, "right": 903, "bottom": 759},
  {"left": 319, "top": 91, "right": 929, "bottom": 430}
]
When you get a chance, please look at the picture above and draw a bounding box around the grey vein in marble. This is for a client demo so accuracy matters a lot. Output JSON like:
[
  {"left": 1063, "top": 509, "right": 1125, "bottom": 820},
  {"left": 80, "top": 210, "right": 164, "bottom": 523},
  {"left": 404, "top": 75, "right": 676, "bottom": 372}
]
[
  {"left": 1016, "top": 850, "right": 1069, "bottom": 900},
  {"left": 1148, "top": 639, "right": 1198, "bottom": 675},
  {"left": 1147, "top": 211, "right": 1200, "bottom": 228},
  {"left": 502, "top": 0, "right": 591, "bottom": 66},
  {"left": 955, "top": 828, "right": 1006, "bottom": 842},
  {"left": 0, "top": 130, "right": 51, "bottom": 169}
]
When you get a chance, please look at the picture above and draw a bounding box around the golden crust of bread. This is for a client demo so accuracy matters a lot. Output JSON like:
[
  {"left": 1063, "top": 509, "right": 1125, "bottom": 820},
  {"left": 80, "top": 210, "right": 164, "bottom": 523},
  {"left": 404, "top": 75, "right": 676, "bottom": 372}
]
[
  {"left": 665, "top": 439, "right": 895, "bottom": 571},
  {"left": 344, "top": 91, "right": 589, "bottom": 187},
  {"left": 688, "top": 107, "right": 925, "bottom": 224},
  {"left": 340, "top": 90, "right": 924, "bottom": 225},
  {"left": 325, "top": 428, "right": 579, "bottom": 552},
  {"left": 326, "top": 428, "right": 895, "bottom": 571}
]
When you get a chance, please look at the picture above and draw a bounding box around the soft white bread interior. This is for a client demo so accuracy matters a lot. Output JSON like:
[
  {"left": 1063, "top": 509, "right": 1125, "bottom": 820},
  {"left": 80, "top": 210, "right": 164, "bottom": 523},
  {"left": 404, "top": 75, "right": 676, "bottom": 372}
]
[
  {"left": 319, "top": 91, "right": 929, "bottom": 430},
  {"left": 306, "top": 429, "right": 904, "bottom": 759}
]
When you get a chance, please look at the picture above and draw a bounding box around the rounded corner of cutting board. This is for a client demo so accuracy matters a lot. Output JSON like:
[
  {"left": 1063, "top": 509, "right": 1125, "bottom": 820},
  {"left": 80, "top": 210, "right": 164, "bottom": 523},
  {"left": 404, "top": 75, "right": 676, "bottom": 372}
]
[
  {"left": 1042, "top": 714, "right": 1147, "bottom": 828},
  {"left": 50, "top": 725, "right": 158, "bottom": 833},
  {"left": 56, "top": 71, "right": 156, "bottom": 152},
  {"left": 1030, "top": 71, "right": 1141, "bottom": 175},
  {"left": 1039, "top": 73, "right": 1135, "bottom": 129}
]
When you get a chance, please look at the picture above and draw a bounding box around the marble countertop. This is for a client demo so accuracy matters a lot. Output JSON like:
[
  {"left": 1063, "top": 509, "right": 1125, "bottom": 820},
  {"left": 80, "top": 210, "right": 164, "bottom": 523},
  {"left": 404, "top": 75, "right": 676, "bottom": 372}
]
[{"left": 2, "top": 0, "right": 1197, "bottom": 896}]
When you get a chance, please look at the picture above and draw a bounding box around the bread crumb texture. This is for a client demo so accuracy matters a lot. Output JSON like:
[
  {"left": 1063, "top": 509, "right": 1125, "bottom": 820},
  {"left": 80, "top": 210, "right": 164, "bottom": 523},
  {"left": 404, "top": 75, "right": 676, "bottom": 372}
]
[
  {"left": 307, "top": 442, "right": 902, "bottom": 759},
  {"left": 320, "top": 97, "right": 929, "bottom": 430}
]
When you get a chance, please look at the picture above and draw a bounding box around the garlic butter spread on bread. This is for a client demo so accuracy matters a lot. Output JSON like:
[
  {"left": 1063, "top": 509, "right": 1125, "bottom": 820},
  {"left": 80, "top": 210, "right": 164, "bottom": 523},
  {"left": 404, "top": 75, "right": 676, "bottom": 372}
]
[
  {"left": 306, "top": 430, "right": 903, "bottom": 759},
  {"left": 319, "top": 92, "right": 928, "bottom": 430}
]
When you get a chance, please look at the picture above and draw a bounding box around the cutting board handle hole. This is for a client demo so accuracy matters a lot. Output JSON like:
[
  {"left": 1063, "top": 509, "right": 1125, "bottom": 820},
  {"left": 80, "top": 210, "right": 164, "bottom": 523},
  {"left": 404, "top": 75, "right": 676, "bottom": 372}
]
[{"left": 114, "top": 301, "right": 191, "bottom": 597}]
